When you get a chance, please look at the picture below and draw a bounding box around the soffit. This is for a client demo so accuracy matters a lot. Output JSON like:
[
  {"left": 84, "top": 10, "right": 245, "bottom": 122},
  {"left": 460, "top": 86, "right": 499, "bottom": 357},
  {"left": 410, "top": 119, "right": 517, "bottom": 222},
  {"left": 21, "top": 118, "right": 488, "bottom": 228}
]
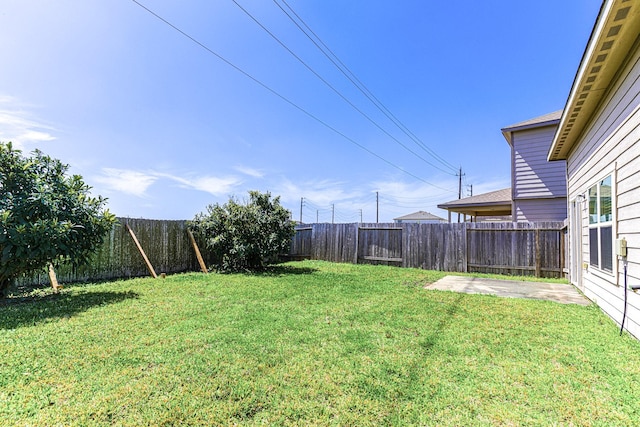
[{"left": 549, "top": 0, "right": 640, "bottom": 161}]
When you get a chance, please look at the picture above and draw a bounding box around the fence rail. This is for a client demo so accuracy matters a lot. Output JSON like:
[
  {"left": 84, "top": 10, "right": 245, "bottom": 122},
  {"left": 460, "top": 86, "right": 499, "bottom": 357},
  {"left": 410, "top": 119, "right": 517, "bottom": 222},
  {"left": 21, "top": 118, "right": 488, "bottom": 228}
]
[
  {"left": 17, "top": 218, "right": 209, "bottom": 287},
  {"left": 17, "top": 219, "right": 566, "bottom": 288},
  {"left": 288, "top": 222, "right": 566, "bottom": 278}
]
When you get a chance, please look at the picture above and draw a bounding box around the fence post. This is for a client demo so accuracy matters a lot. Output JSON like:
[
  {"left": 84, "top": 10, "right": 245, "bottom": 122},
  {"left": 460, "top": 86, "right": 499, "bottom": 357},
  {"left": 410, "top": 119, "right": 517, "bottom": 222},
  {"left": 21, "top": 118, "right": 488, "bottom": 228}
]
[
  {"left": 535, "top": 228, "right": 541, "bottom": 278},
  {"left": 354, "top": 224, "right": 359, "bottom": 264},
  {"left": 560, "top": 228, "right": 566, "bottom": 277},
  {"left": 463, "top": 223, "right": 469, "bottom": 273}
]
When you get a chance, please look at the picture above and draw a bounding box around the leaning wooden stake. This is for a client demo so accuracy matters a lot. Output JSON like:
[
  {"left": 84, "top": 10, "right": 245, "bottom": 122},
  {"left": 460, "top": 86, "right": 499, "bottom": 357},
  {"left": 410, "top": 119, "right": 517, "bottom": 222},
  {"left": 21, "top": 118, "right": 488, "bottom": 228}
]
[
  {"left": 126, "top": 223, "right": 158, "bottom": 279},
  {"left": 48, "top": 263, "right": 63, "bottom": 292},
  {"left": 187, "top": 230, "right": 208, "bottom": 274}
]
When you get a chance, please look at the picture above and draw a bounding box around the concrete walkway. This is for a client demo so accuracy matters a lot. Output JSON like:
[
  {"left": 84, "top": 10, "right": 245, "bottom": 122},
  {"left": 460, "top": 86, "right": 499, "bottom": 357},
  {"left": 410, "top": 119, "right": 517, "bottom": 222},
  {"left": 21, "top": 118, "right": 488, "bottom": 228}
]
[{"left": 426, "top": 276, "right": 591, "bottom": 306}]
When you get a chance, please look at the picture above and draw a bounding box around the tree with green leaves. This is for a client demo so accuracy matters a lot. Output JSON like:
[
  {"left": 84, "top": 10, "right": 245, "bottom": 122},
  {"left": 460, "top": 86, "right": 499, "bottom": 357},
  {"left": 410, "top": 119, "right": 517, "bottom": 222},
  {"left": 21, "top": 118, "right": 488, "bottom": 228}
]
[
  {"left": 0, "top": 142, "right": 117, "bottom": 296},
  {"left": 189, "top": 190, "right": 295, "bottom": 272}
]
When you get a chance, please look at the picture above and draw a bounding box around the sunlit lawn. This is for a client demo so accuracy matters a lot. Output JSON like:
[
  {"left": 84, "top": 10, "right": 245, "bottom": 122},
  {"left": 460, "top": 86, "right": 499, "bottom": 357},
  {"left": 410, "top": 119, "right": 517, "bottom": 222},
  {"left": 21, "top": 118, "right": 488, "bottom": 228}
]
[{"left": 2, "top": 260, "right": 640, "bottom": 426}]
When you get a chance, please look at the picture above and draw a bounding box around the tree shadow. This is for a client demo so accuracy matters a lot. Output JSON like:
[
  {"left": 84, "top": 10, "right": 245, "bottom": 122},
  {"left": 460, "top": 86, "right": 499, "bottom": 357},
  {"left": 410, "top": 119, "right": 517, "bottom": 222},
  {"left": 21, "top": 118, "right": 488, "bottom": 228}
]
[
  {"left": 210, "top": 263, "right": 319, "bottom": 276},
  {"left": 0, "top": 290, "right": 139, "bottom": 330},
  {"left": 245, "top": 264, "right": 319, "bottom": 277}
]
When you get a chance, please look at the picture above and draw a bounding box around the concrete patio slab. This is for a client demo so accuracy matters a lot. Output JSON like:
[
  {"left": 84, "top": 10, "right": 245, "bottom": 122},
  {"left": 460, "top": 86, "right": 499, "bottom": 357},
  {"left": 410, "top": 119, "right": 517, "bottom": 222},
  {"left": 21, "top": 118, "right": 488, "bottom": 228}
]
[{"left": 426, "top": 276, "right": 591, "bottom": 306}]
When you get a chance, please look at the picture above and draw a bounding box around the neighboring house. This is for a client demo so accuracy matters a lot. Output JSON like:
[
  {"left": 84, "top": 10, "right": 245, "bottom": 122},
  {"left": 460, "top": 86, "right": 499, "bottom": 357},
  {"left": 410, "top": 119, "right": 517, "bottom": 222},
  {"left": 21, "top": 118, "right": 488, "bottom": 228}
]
[
  {"left": 437, "top": 188, "right": 512, "bottom": 222},
  {"left": 393, "top": 211, "right": 447, "bottom": 224},
  {"left": 548, "top": 0, "right": 640, "bottom": 338},
  {"left": 502, "top": 111, "right": 568, "bottom": 222},
  {"left": 438, "top": 111, "right": 567, "bottom": 222}
]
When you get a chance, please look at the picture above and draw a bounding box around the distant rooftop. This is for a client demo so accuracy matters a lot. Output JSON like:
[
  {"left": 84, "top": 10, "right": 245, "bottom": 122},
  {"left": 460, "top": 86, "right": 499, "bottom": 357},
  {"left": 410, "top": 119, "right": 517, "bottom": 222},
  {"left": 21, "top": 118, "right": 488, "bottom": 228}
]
[
  {"left": 393, "top": 211, "right": 446, "bottom": 222},
  {"left": 438, "top": 188, "right": 511, "bottom": 208},
  {"left": 438, "top": 188, "right": 512, "bottom": 218}
]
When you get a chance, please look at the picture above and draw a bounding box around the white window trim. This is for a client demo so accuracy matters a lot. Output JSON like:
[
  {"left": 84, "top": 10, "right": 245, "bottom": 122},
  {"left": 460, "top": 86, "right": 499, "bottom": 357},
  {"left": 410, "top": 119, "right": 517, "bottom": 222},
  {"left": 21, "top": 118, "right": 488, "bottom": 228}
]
[{"left": 585, "top": 168, "right": 617, "bottom": 279}]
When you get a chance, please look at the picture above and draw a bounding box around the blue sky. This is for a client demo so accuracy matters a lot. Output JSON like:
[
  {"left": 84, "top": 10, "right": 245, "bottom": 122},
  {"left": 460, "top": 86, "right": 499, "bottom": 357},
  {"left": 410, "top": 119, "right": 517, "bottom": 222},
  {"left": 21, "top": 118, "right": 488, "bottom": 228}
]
[{"left": 1, "top": 0, "right": 601, "bottom": 222}]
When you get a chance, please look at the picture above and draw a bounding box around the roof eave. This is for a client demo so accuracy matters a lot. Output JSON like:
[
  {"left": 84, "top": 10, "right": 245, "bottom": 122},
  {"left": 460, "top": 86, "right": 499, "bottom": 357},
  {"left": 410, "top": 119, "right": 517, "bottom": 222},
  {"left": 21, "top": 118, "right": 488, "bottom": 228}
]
[
  {"left": 549, "top": 0, "right": 640, "bottom": 161},
  {"left": 501, "top": 117, "right": 561, "bottom": 147},
  {"left": 437, "top": 201, "right": 511, "bottom": 210}
]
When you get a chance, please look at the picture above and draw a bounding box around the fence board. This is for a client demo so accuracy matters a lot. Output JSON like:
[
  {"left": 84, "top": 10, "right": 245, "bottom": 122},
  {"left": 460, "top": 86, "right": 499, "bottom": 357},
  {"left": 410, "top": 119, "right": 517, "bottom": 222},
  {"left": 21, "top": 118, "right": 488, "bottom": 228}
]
[
  {"left": 18, "top": 218, "right": 207, "bottom": 286},
  {"left": 466, "top": 222, "right": 564, "bottom": 278},
  {"left": 17, "top": 219, "right": 566, "bottom": 288},
  {"left": 289, "top": 222, "right": 564, "bottom": 278},
  {"left": 357, "top": 224, "right": 402, "bottom": 265},
  {"left": 289, "top": 227, "right": 312, "bottom": 259}
]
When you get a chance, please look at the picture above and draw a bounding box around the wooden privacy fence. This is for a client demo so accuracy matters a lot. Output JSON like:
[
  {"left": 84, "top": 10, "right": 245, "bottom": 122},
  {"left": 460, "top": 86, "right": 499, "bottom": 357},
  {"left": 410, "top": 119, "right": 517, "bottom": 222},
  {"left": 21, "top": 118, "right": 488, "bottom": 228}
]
[
  {"left": 16, "top": 219, "right": 565, "bottom": 286},
  {"left": 288, "top": 222, "right": 566, "bottom": 278},
  {"left": 18, "top": 217, "right": 210, "bottom": 286}
]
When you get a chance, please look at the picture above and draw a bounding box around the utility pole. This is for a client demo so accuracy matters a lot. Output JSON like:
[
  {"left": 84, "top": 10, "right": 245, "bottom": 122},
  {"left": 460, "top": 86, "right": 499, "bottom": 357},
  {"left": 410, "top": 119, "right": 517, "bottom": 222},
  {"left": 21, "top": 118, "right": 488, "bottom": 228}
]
[
  {"left": 300, "top": 197, "right": 303, "bottom": 224},
  {"left": 316, "top": 209, "right": 319, "bottom": 223},
  {"left": 331, "top": 204, "right": 335, "bottom": 224},
  {"left": 359, "top": 209, "right": 363, "bottom": 223},
  {"left": 457, "top": 167, "right": 465, "bottom": 223},
  {"left": 467, "top": 184, "right": 473, "bottom": 197},
  {"left": 376, "top": 192, "right": 379, "bottom": 223}
]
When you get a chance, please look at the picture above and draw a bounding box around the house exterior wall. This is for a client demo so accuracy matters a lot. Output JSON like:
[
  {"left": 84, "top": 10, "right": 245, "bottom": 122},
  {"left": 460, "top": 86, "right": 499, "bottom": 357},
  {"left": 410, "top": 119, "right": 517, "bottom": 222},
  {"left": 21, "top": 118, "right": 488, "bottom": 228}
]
[
  {"left": 513, "top": 198, "right": 568, "bottom": 222},
  {"left": 511, "top": 125, "right": 567, "bottom": 222},
  {"left": 566, "top": 42, "right": 640, "bottom": 338}
]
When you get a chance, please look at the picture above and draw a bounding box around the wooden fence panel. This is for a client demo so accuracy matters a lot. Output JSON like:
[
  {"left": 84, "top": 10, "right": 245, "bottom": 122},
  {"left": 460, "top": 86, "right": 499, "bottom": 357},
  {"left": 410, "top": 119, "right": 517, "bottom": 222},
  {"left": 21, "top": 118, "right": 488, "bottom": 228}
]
[
  {"left": 445, "top": 223, "right": 468, "bottom": 272},
  {"left": 358, "top": 224, "right": 402, "bottom": 264},
  {"left": 466, "top": 222, "right": 564, "bottom": 277},
  {"left": 289, "top": 221, "right": 564, "bottom": 278},
  {"left": 17, "top": 218, "right": 205, "bottom": 286},
  {"left": 400, "top": 223, "right": 466, "bottom": 272},
  {"left": 307, "top": 223, "right": 357, "bottom": 263},
  {"left": 16, "top": 219, "right": 566, "bottom": 288},
  {"left": 342, "top": 224, "right": 358, "bottom": 263},
  {"left": 289, "top": 227, "right": 312, "bottom": 259}
]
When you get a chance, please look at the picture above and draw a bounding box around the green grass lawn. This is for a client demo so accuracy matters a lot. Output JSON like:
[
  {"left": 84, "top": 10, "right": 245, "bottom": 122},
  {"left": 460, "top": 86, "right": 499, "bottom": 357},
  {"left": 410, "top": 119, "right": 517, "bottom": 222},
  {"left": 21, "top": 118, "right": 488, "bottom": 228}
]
[{"left": 2, "top": 260, "right": 640, "bottom": 426}]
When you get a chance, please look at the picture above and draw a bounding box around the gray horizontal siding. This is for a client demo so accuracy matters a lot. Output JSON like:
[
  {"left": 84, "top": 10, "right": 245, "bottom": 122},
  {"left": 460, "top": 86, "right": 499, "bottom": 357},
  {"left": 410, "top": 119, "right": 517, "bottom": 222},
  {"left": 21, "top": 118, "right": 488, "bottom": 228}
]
[
  {"left": 514, "top": 198, "right": 567, "bottom": 222},
  {"left": 512, "top": 126, "right": 567, "bottom": 198},
  {"left": 566, "top": 41, "right": 640, "bottom": 339}
]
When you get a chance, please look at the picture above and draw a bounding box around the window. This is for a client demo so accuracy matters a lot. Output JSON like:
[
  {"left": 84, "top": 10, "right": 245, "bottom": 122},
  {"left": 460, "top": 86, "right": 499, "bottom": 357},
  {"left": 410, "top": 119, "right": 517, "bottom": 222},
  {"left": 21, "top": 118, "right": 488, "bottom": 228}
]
[{"left": 588, "top": 175, "right": 613, "bottom": 272}]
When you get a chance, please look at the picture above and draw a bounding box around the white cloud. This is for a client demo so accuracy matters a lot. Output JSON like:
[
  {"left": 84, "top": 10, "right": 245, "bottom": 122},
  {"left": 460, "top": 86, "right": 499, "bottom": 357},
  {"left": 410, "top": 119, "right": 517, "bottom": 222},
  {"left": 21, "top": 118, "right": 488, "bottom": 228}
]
[
  {"left": 93, "top": 168, "right": 244, "bottom": 199},
  {"left": 0, "top": 97, "right": 57, "bottom": 149},
  {"left": 153, "top": 172, "right": 243, "bottom": 196},
  {"left": 234, "top": 165, "right": 264, "bottom": 178},
  {"left": 94, "top": 168, "right": 158, "bottom": 197},
  {"left": 18, "top": 129, "right": 57, "bottom": 143},
  {"left": 275, "top": 178, "right": 362, "bottom": 207},
  {"left": 181, "top": 176, "right": 242, "bottom": 196}
]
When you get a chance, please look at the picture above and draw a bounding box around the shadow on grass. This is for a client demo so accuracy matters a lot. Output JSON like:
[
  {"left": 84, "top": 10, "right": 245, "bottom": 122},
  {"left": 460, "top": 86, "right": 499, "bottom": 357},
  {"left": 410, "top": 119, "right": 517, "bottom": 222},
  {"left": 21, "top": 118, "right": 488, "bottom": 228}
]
[
  {"left": 0, "top": 290, "right": 139, "bottom": 330},
  {"left": 420, "top": 293, "right": 465, "bottom": 355},
  {"left": 218, "top": 264, "right": 319, "bottom": 277}
]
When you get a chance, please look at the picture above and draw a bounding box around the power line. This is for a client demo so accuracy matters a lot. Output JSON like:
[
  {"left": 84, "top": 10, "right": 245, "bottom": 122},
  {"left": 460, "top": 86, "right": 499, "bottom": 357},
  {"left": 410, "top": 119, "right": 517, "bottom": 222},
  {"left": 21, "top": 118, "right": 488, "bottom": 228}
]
[
  {"left": 130, "top": 0, "right": 456, "bottom": 193},
  {"left": 273, "top": 0, "right": 458, "bottom": 174},
  {"left": 231, "top": 0, "right": 456, "bottom": 176},
  {"left": 379, "top": 192, "right": 451, "bottom": 202}
]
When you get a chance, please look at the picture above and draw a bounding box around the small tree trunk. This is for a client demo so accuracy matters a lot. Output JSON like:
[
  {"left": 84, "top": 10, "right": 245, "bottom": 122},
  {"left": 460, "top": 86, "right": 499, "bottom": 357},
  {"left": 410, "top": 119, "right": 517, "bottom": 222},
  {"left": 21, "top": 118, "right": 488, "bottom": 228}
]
[{"left": 0, "top": 278, "right": 11, "bottom": 298}]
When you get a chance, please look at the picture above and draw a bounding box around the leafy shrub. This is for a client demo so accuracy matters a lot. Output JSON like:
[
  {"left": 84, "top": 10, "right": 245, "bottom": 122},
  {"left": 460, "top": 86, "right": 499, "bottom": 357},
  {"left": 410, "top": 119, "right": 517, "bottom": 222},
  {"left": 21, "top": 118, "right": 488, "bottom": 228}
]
[
  {"left": 189, "top": 191, "right": 295, "bottom": 272},
  {"left": 0, "top": 142, "right": 116, "bottom": 296}
]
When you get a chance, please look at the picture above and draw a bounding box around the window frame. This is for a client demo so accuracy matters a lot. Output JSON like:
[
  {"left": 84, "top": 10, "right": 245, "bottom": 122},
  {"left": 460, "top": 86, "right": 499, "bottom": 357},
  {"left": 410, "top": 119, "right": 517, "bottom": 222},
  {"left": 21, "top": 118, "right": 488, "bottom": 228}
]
[{"left": 587, "top": 172, "right": 615, "bottom": 275}]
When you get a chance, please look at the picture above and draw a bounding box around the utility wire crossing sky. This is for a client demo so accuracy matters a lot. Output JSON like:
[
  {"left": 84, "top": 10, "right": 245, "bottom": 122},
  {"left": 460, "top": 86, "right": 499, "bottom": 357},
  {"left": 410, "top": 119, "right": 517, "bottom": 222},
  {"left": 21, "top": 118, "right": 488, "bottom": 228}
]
[{"left": 0, "top": 0, "right": 601, "bottom": 222}]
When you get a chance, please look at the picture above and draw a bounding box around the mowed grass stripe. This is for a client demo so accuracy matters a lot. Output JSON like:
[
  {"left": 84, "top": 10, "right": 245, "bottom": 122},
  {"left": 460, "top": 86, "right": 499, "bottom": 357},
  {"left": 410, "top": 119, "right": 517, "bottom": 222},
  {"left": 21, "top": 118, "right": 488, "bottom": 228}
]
[{"left": 1, "top": 260, "right": 640, "bottom": 426}]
